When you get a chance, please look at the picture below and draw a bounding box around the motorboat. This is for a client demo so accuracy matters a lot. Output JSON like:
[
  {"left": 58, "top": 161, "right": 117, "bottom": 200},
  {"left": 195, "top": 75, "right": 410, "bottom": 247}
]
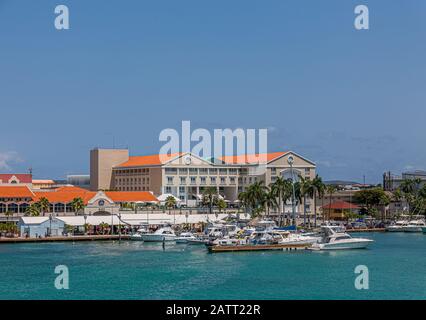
[
  {"left": 130, "top": 226, "right": 149, "bottom": 241},
  {"left": 310, "top": 226, "right": 373, "bottom": 250},
  {"left": 187, "top": 237, "right": 210, "bottom": 245},
  {"left": 140, "top": 226, "right": 177, "bottom": 242},
  {"left": 175, "top": 232, "right": 197, "bottom": 243},
  {"left": 279, "top": 231, "right": 320, "bottom": 245},
  {"left": 402, "top": 220, "right": 426, "bottom": 233},
  {"left": 213, "top": 237, "right": 248, "bottom": 246},
  {"left": 206, "top": 225, "right": 224, "bottom": 238},
  {"left": 386, "top": 220, "right": 408, "bottom": 232}
]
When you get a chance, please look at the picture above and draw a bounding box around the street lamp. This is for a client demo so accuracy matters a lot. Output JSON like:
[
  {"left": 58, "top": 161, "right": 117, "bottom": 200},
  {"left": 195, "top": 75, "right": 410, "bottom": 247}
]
[
  {"left": 49, "top": 213, "right": 52, "bottom": 237},
  {"left": 118, "top": 212, "right": 122, "bottom": 241},
  {"left": 83, "top": 213, "right": 87, "bottom": 235},
  {"left": 287, "top": 155, "right": 297, "bottom": 227}
]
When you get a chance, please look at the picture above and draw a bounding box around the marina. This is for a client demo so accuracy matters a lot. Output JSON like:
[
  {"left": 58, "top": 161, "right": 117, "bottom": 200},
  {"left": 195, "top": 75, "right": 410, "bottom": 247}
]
[{"left": 0, "top": 231, "right": 425, "bottom": 300}]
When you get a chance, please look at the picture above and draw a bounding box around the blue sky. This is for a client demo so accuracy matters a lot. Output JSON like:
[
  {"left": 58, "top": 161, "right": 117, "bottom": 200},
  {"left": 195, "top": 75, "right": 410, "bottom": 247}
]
[{"left": 0, "top": 0, "right": 425, "bottom": 183}]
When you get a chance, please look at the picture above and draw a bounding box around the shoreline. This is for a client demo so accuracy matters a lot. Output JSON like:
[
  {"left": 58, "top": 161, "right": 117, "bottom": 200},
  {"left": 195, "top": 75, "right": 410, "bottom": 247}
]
[{"left": 0, "top": 234, "right": 131, "bottom": 243}]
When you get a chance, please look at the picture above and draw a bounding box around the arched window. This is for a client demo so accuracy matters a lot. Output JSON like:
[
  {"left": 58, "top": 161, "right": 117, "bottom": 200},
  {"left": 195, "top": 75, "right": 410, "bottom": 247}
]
[
  {"left": 8, "top": 203, "right": 19, "bottom": 213},
  {"left": 0, "top": 203, "right": 6, "bottom": 213},
  {"left": 54, "top": 203, "right": 65, "bottom": 213},
  {"left": 19, "top": 203, "right": 29, "bottom": 213},
  {"left": 280, "top": 169, "right": 302, "bottom": 182}
]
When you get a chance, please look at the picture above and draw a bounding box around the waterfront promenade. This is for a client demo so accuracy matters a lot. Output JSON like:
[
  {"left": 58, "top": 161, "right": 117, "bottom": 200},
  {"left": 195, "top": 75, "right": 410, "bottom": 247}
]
[{"left": 0, "top": 234, "right": 130, "bottom": 243}]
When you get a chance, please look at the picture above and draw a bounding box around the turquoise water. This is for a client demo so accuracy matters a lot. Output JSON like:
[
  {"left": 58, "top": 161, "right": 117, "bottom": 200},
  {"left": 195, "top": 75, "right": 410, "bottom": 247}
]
[{"left": 0, "top": 233, "right": 425, "bottom": 300}]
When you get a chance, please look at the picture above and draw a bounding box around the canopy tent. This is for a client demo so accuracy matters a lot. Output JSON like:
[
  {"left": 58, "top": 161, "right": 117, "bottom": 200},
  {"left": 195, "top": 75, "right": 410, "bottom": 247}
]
[
  {"left": 157, "top": 194, "right": 181, "bottom": 202},
  {"left": 58, "top": 213, "right": 230, "bottom": 226}
]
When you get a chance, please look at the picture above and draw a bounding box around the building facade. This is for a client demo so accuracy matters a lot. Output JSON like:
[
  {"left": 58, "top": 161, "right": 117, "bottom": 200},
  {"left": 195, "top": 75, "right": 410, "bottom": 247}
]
[
  {"left": 0, "top": 185, "right": 158, "bottom": 217},
  {"left": 383, "top": 170, "right": 426, "bottom": 191},
  {"left": 90, "top": 149, "right": 317, "bottom": 210}
]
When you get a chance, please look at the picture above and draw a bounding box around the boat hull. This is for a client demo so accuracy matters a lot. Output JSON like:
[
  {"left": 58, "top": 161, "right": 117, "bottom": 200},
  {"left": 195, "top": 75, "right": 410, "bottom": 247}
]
[
  {"left": 403, "top": 226, "right": 424, "bottom": 233},
  {"left": 130, "top": 235, "right": 145, "bottom": 241},
  {"left": 386, "top": 227, "right": 405, "bottom": 232},
  {"left": 313, "top": 240, "right": 373, "bottom": 250},
  {"left": 141, "top": 235, "right": 176, "bottom": 242}
]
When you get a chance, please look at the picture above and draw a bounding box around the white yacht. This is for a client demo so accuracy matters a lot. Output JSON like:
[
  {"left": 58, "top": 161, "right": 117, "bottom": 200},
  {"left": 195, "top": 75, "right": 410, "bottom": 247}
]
[
  {"left": 402, "top": 220, "right": 426, "bottom": 233},
  {"left": 311, "top": 226, "right": 373, "bottom": 250},
  {"left": 280, "top": 231, "right": 320, "bottom": 245},
  {"left": 130, "top": 226, "right": 149, "bottom": 241},
  {"left": 175, "top": 232, "right": 197, "bottom": 243},
  {"left": 140, "top": 226, "right": 177, "bottom": 242},
  {"left": 386, "top": 220, "right": 408, "bottom": 232}
]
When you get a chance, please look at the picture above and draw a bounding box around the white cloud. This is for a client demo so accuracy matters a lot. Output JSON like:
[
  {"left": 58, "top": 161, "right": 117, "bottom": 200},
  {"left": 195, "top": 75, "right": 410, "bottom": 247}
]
[{"left": 0, "top": 151, "right": 22, "bottom": 171}]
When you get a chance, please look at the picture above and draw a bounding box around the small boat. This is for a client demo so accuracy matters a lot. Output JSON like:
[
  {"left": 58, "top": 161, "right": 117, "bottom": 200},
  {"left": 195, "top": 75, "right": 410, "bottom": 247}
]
[
  {"left": 187, "top": 238, "right": 210, "bottom": 245},
  {"left": 402, "top": 220, "right": 426, "bottom": 233},
  {"left": 140, "top": 226, "right": 177, "bottom": 242},
  {"left": 175, "top": 232, "right": 197, "bottom": 243},
  {"left": 386, "top": 220, "right": 408, "bottom": 232},
  {"left": 310, "top": 226, "right": 373, "bottom": 250},
  {"left": 130, "top": 226, "right": 149, "bottom": 241},
  {"left": 212, "top": 237, "right": 248, "bottom": 246}
]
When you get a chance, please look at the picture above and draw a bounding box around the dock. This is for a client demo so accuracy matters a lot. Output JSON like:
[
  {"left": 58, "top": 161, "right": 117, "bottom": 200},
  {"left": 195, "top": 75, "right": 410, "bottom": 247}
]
[
  {"left": 0, "top": 235, "right": 131, "bottom": 243},
  {"left": 346, "top": 228, "right": 386, "bottom": 233},
  {"left": 208, "top": 243, "right": 312, "bottom": 253}
]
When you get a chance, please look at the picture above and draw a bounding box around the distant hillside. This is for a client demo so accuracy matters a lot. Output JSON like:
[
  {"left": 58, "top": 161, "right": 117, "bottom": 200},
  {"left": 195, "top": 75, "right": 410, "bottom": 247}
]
[{"left": 324, "top": 180, "right": 360, "bottom": 186}]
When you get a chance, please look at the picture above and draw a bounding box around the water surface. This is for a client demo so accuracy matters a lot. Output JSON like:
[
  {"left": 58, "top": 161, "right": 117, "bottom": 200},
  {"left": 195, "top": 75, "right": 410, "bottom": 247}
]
[{"left": 0, "top": 232, "right": 425, "bottom": 299}]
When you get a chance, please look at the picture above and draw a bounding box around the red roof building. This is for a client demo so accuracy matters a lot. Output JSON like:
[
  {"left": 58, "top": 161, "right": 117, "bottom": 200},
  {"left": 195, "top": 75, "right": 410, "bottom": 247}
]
[{"left": 0, "top": 174, "right": 32, "bottom": 185}]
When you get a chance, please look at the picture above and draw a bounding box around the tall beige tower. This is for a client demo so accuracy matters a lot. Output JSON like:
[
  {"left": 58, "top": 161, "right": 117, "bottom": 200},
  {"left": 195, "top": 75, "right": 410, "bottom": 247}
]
[{"left": 90, "top": 149, "right": 129, "bottom": 191}]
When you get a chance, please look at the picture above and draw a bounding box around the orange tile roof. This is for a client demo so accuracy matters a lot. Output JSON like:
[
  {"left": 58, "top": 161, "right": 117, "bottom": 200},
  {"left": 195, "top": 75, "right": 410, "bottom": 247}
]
[
  {"left": 0, "top": 186, "right": 36, "bottom": 198},
  {"left": 105, "top": 191, "right": 158, "bottom": 203},
  {"left": 54, "top": 186, "right": 89, "bottom": 193},
  {"left": 35, "top": 190, "right": 96, "bottom": 204},
  {"left": 116, "top": 153, "right": 182, "bottom": 167},
  {"left": 220, "top": 152, "right": 287, "bottom": 164}
]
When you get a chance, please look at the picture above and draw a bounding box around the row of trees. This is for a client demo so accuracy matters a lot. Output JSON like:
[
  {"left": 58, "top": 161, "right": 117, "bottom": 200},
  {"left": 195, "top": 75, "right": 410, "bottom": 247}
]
[
  {"left": 396, "top": 178, "right": 426, "bottom": 216},
  {"left": 237, "top": 175, "right": 336, "bottom": 226},
  {"left": 23, "top": 197, "right": 85, "bottom": 217}
]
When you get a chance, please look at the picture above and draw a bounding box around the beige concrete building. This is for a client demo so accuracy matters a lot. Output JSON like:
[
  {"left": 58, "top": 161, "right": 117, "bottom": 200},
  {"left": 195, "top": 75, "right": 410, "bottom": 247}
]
[
  {"left": 90, "top": 148, "right": 129, "bottom": 191},
  {"left": 90, "top": 149, "right": 316, "bottom": 210}
]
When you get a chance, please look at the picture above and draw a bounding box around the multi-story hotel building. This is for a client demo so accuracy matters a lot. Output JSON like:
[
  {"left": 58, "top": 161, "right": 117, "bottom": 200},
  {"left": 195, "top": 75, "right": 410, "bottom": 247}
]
[{"left": 90, "top": 149, "right": 316, "bottom": 209}]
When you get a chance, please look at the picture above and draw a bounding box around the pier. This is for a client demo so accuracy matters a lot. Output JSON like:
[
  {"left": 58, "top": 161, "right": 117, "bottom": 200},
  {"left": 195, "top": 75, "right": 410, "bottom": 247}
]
[
  {"left": 208, "top": 243, "right": 312, "bottom": 253},
  {"left": 0, "top": 235, "right": 131, "bottom": 243},
  {"left": 346, "top": 228, "right": 385, "bottom": 233}
]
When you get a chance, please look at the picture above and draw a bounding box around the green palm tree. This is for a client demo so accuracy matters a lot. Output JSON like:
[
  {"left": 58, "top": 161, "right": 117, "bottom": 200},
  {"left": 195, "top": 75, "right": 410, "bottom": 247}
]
[
  {"left": 26, "top": 203, "right": 40, "bottom": 217},
  {"left": 300, "top": 176, "right": 313, "bottom": 228},
  {"left": 238, "top": 191, "right": 249, "bottom": 215},
  {"left": 270, "top": 177, "right": 292, "bottom": 226},
  {"left": 165, "top": 195, "right": 177, "bottom": 218},
  {"left": 217, "top": 198, "right": 227, "bottom": 213},
  {"left": 98, "top": 222, "right": 109, "bottom": 235},
  {"left": 311, "top": 175, "right": 326, "bottom": 227},
  {"left": 36, "top": 197, "right": 50, "bottom": 217},
  {"left": 325, "top": 185, "right": 337, "bottom": 221},
  {"left": 262, "top": 189, "right": 278, "bottom": 217},
  {"left": 202, "top": 187, "right": 218, "bottom": 215},
  {"left": 245, "top": 181, "right": 268, "bottom": 217},
  {"left": 4, "top": 211, "right": 13, "bottom": 222},
  {"left": 70, "top": 197, "right": 85, "bottom": 216}
]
